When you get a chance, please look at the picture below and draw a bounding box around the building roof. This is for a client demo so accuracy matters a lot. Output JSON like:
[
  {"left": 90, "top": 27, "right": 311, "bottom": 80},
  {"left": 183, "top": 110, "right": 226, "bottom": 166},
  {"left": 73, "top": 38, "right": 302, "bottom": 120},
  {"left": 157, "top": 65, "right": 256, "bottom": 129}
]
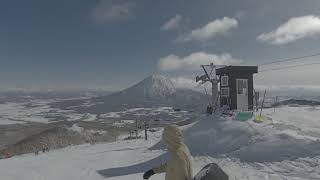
[{"left": 216, "top": 66, "right": 258, "bottom": 75}]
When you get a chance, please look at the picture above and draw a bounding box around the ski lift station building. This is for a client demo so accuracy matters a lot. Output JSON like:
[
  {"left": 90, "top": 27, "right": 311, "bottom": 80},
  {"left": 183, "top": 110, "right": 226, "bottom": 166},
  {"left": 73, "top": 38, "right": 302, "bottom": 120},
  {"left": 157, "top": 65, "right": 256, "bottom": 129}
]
[{"left": 216, "top": 66, "right": 258, "bottom": 111}]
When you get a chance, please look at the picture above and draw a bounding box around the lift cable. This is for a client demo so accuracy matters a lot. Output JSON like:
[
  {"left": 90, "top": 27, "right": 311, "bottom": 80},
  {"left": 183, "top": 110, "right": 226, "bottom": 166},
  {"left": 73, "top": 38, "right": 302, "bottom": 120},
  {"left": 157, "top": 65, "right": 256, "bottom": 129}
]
[
  {"left": 259, "top": 62, "right": 320, "bottom": 73},
  {"left": 258, "top": 52, "right": 320, "bottom": 66}
]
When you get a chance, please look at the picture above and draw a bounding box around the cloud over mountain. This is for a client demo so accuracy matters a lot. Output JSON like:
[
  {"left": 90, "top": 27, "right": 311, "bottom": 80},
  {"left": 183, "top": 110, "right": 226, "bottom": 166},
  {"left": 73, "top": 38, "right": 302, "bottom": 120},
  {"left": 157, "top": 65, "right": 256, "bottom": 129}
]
[{"left": 158, "top": 51, "right": 241, "bottom": 71}]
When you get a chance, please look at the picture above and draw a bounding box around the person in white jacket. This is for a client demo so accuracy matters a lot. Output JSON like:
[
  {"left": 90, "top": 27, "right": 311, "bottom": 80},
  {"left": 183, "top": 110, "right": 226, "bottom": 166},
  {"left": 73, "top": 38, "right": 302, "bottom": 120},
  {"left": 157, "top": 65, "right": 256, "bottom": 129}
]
[{"left": 143, "top": 124, "right": 193, "bottom": 180}]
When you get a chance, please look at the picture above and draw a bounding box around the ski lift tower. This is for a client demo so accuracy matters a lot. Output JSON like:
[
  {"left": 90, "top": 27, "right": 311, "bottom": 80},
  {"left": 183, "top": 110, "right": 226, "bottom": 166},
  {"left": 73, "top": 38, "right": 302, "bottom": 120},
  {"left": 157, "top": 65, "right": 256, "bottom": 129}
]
[{"left": 196, "top": 63, "right": 219, "bottom": 112}]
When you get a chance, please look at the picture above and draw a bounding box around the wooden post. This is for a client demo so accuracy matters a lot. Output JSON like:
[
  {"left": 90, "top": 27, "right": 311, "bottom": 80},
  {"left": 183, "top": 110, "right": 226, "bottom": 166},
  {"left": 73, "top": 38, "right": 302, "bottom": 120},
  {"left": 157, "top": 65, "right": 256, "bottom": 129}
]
[
  {"left": 254, "top": 91, "right": 259, "bottom": 112},
  {"left": 259, "top": 90, "right": 267, "bottom": 117}
]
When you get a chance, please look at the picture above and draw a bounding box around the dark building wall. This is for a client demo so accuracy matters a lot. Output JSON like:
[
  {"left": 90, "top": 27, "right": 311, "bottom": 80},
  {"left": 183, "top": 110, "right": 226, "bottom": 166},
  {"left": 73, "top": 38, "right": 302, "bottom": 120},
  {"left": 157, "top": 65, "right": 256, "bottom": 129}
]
[
  {"left": 220, "top": 73, "right": 233, "bottom": 109},
  {"left": 219, "top": 72, "right": 236, "bottom": 109},
  {"left": 219, "top": 73, "right": 254, "bottom": 110},
  {"left": 217, "top": 66, "right": 257, "bottom": 111},
  {"left": 230, "top": 73, "right": 237, "bottom": 110}
]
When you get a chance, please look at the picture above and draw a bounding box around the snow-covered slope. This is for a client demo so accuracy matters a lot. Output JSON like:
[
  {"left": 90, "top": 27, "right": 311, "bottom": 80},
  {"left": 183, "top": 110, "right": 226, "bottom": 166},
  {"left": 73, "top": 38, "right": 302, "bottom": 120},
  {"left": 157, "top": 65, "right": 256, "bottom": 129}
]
[
  {"left": 1, "top": 106, "right": 320, "bottom": 180},
  {"left": 151, "top": 110, "right": 320, "bottom": 163}
]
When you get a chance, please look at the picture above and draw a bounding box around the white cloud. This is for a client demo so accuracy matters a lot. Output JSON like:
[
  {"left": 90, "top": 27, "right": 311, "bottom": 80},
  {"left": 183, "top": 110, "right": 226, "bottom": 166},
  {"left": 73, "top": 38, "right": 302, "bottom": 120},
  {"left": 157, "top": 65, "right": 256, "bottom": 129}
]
[
  {"left": 93, "top": 2, "right": 134, "bottom": 24},
  {"left": 179, "top": 17, "right": 238, "bottom": 42},
  {"left": 257, "top": 15, "right": 320, "bottom": 45},
  {"left": 170, "top": 76, "right": 211, "bottom": 92},
  {"left": 170, "top": 76, "right": 198, "bottom": 89},
  {"left": 161, "top": 14, "right": 183, "bottom": 31},
  {"left": 158, "top": 52, "right": 241, "bottom": 71}
]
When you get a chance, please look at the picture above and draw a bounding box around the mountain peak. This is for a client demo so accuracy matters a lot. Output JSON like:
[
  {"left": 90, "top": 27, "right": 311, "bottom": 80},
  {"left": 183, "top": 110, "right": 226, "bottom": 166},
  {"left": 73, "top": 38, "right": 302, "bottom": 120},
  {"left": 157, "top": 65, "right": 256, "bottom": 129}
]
[
  {"left": 127, "top": 75, "right": 176, "bottom": 98},
  {"left": 149, "top": 74, "right": 166, "bottom": 80},
  {"left": 143, "top": 75, "right": 176, "bottom": 98}
]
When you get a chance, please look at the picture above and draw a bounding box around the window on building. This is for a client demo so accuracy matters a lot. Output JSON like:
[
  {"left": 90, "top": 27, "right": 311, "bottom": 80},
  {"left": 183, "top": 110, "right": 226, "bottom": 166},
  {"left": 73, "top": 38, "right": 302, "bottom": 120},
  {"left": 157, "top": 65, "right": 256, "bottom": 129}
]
[
  {"left": 221, "top": 87, "right": 230, "bottom": 97},
  {"left": 221, "top": 76, "right": 229, "bottom": 86}
]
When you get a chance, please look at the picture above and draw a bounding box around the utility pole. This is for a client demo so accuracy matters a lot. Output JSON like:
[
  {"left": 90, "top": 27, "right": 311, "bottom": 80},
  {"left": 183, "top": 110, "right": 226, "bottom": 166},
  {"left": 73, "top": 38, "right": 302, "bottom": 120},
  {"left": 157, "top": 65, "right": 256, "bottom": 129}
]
[
  {"left": 196, "top": 63, "right": 219, "bottom": 112},
  {"left": 144, "top": 121, "right": 148, "bottom": 140}
]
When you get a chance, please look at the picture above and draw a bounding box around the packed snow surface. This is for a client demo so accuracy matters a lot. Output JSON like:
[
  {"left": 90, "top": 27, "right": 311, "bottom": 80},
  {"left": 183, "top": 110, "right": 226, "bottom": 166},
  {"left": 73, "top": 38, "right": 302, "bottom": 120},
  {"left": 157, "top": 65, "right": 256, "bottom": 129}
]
[{"left": 1, "top": 105, "right": 320, "bottom": 180}]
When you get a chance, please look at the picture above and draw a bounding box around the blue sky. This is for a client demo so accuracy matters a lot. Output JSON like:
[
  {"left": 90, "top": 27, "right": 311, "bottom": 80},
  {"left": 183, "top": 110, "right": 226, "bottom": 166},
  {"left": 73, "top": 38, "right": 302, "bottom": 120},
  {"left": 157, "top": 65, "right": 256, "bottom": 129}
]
[{"left": 2, "top": 0, "right": 320, "bottom": 91}]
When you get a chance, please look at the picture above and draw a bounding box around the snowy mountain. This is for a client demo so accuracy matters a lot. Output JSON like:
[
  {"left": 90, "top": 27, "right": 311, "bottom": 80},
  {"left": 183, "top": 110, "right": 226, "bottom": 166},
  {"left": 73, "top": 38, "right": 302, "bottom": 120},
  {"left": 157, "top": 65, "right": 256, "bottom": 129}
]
[
  {"left": 138, "top": 75, "right": 176, "bottom": 98},
  {"left": 113, "top": 75, "right": 176, "bottom": 100},
  {"left": 53, "top": 75, "right": 209, "bottom": 113}
]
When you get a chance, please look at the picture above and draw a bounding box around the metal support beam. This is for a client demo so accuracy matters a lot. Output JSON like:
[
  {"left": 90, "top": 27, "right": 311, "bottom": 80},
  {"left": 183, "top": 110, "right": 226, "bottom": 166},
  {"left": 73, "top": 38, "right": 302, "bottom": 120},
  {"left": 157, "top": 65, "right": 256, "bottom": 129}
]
[{"left": 198, "top": 63, "right": 219, "bottom": 112}]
